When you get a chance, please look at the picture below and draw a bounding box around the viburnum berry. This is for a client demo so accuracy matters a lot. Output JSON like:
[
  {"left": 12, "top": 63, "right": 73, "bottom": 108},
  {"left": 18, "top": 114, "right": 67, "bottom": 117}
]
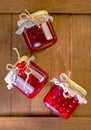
[{"left": 16, "top": 61, "right": 27, "bottom": 76}]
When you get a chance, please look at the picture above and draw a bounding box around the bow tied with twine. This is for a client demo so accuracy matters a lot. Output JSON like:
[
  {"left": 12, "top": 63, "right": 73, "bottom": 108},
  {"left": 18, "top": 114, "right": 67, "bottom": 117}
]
[
  {"left": 15, "top": 9, "right": 53, "bottom": 35},
  {"left": 50, "top": 72, "right": 87, "bottom": 104},
  {"left": 6, "top": 48, "right": 33, "bottom": 89}
]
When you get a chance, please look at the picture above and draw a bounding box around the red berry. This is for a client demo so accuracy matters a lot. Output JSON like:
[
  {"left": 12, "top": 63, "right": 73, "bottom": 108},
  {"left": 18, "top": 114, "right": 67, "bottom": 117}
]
[
  {"left": 16, "top": 63, "right": 22, "bottom": 68},
  {"left": 22, "top": 68, "right": 26, "bottom": 71},
  {"left": 21, "top": 61, "right": 26, "bottom": 67},
  {"left": 16, "top": 61, "right": 26, "bottom": 69},
  {"left": 19, "top": 70, "right": 24, "bottom": 76}
]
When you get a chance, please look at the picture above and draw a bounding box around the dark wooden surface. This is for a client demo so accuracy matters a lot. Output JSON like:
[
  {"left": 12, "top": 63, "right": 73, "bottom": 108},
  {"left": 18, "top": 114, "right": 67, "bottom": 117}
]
[{"left": 0, "top": 0, "right": 91, "bottom": 129}]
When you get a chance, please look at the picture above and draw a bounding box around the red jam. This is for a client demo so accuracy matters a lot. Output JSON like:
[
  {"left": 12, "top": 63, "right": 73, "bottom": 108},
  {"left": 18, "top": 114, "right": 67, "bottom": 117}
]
[
  {"left": 22, "top": 20, "right": 57, "bottom": 51},
  {"left": 13, "top": 61, "right": 48, "bottom": 98},
  {"left": 44, "top": 85, "right": 79, "bottom": 119}
]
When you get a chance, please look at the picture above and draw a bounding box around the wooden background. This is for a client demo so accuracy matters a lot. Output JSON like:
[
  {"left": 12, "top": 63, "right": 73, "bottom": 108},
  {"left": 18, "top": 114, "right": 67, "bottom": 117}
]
[{"left": 0, "top": 0, "right": 91, "bottom": 130}]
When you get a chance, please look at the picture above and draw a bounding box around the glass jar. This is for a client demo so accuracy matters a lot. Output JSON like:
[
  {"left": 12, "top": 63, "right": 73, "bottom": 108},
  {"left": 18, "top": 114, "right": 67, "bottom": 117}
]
[
  {"left": 5, "top": 55, "right": 48, "bottom": 98},
  {"left": 16, "top": 10, "right": 57, "bottom": 52},
  {"left": 44, "top": 73, "right": 87, "bottom": 119}
]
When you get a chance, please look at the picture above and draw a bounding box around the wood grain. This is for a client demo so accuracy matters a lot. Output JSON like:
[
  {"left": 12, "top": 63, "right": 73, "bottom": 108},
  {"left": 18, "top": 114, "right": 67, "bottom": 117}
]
[
  {"left": 11, "top": 14, "right": 32, "bottom": 116},
  {"left": 0, "top": 14, "right": 11, "bottom": 116},
  {"left": 0, "top": 117, "right": 90, "bottom": 130},
  {"left": 30, "top": 49, "right": 51, "bottom": 115},
  {"left": 0, "top": 13, "right": 90, "bottom": 117},
  {"left": 50, "top": 15, "right": 71, "bottom": 115},
  {"left": 50, "top": 15, "right": 70, "bottom": 78},
  {"left": 0, "top": 1, "right": 91, "bottom": 129},
  {"left": 89, "top": 15, "right": 91, "bottom": 116},
  {"left": 71, "top": 15, "right": 90, "bottom": 116},
  {"left": 0, "top": 0, "right": 91, "bottom": 14}
]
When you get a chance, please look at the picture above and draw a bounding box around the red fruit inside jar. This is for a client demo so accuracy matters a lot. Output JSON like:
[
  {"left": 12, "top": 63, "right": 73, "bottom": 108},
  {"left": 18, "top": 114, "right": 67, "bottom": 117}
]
[
  {"left": 22, "top": 20, "right": 57, "bottom": 51},
  {"left": 14, "top": 61, "right": 48, "bottom": 98},
  {"left": 44, "top": 85, "right": 79, "bottom": 119}
]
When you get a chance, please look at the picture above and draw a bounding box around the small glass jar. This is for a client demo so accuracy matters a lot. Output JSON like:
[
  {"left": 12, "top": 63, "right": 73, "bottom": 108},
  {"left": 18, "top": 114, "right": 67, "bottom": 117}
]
[
  {"left": 44, "top": 73, "right": 87, "bottom": 119},
  {"left": 5, "top": 55, "right": 48, "bottom": 98},
  {"left": 16, "top": 10, "right": 57, "bottom": 52}
]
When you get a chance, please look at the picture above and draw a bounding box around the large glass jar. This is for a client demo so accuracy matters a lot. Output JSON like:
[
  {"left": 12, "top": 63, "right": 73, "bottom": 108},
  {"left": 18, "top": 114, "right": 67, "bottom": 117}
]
[
  {"left": 16, "top": 10, "right": 57, "bottom": 52},
  {"left": 5, "top": 55, "right": 48, "bottom": 98},
  {"left": 44, "top": 73, "right": 87, "bottom": 119}
]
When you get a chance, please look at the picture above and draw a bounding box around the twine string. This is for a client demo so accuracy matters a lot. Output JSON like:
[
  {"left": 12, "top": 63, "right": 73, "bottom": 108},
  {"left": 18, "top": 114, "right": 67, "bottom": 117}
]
[
  {"left": 19, "top": 9, "right": 33, "bottom": 20},
  {"left": 19, "top": 9, "right": 40, "bottom": 27},
  {"left": 6, "top": 48, "right": 21, "bottom": 70},
  {"left": 13, "top": 47, "right": 21, "bottom": 61},
  {"left": 24, "top": 65, "right": 32, "bottom": 89},
  {"left": 6, "top": 64, "right": 15, "bottom": 71},
  {"left": 6, "top": 48, "right": 32, "bottom": 89},
  {"left": 60, "top": 71, "right": 83, "bottom": 98}
]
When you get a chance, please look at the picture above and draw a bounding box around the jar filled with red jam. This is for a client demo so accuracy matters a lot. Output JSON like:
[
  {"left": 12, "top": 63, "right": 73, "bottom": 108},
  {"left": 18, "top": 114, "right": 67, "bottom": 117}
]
[
  {"left": 16, "top": 10, "right": 57, "bottom": 52},
  {"left": 5, "top": 55, "right": 48, "bottom": 98},
  {"left": 44, "top": 73, "right": 87, "bottom": 119}
]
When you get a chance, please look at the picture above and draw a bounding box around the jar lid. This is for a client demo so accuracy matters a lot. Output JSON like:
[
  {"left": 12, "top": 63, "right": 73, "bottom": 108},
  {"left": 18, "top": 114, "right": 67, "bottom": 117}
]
[
  {"left": 16, "top": 10, "right": 53, "bottom": 35},
  {"left": 31, "top": 10, "right": 49, "bottom": 19},
  {"left": 60, "top": 73, "right": 87, "bottom": 97},
  {"left": 50, "top": 77, "right": 87, "bottom": 104},
  {"left": 15, "top": 55, "right": 29, "bottom": 64}
]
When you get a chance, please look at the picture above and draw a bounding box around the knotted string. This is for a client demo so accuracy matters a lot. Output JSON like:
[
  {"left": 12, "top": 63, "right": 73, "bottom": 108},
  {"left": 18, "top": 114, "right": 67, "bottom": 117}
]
[
  {"left": 19, "top": 9, "right": 40, "bottom": 27},
  {"left": 6, "top": 48, "right": 21, "bottom": 70},
  {"left": 23, "top": 64, "right": 32, "bottom": 89},
  {"left": 63, "top": 71, "right": 72, "bottom": 98},
  {"left": 19, "top": 9, "right": 34, "bottom": 20},
  {"left": 6, "top": 48, "right": 32, "bottom": 89},
  {"left": 50, "top": 72, "right": 87, "bottom": 104},
  {"left": 60, "top": 71, "right": 87, "bottom": 98},
  {"left": 16, "top": 9, "right": 53, "bottom": 35},
  {"left": 13, "top": 47, "right": 21, "bottom": 60},
  {"left": 6, "top": 64, "right": 16, "bottom": 71}
]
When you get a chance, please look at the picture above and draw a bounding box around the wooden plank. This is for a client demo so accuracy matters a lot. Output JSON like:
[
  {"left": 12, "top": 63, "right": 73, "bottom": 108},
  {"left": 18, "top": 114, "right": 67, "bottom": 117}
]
[
  {"left": 31, "top": 15, "right": 70, "bottom": 115},
  {"left": 11, "top": 14, "right": 32, "bottom": 116},
  {"left": 89, "top": 15, "right": 91, "bottom": 116},
  {"left": 50, "top": 15, "right": 71, "bottom": 115},
  {"left": 0, "top": 0, "right": 91, "bottom": 14},
  {"left": 12, "top": 14, "right": 51, "bottom": 116},
  {"left": 0, "top": 14, "right": 11, "bottom": 115},
  {"left": 30, "top": 50, "right": 51, "bottom": 115},
  {"left": 50, "top": 15, "right": 70, "bottom": 78},
  {"left": 0, "top": 117, "right": 90, "bottom": 130},
  {"left": 71, "top": 15, "right": 90, "bottom": 116}
]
